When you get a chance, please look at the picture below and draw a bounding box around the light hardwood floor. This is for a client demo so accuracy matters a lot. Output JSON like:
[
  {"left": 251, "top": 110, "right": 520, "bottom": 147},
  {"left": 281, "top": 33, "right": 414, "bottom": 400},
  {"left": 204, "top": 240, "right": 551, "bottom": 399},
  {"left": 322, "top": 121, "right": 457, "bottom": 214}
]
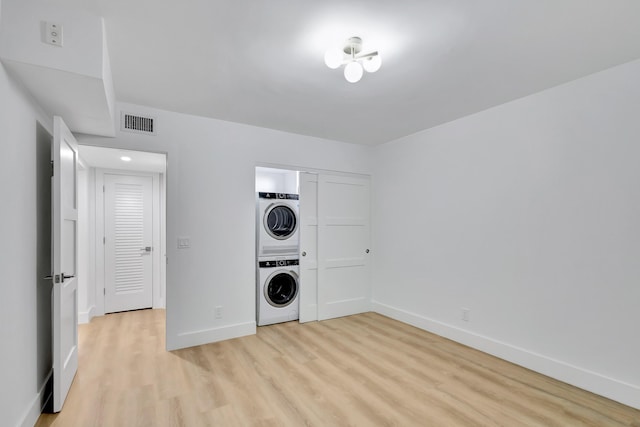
[{"left": 36, "top": 309, "right": 639, "bottom": 426}]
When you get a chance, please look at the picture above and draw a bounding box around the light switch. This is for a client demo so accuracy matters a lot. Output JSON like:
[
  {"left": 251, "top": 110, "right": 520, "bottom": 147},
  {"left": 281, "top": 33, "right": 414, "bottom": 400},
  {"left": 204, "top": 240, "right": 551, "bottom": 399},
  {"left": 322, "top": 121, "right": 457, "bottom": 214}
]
[{"left": 178, "top": 237, "right": 190, "bottom": 249}]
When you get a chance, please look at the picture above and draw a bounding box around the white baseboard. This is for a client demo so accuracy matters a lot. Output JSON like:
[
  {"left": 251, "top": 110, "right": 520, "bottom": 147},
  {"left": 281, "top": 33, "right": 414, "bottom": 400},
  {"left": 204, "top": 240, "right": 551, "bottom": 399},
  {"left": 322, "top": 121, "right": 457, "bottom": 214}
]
[
  {"left": 299, "top": 303, "right": 318, "bottom": 323},
  {"left": 372, "top": 301, "right": 640, "bottom": 410},
  {"left": 78, "top": 305, "right": 95, "bottom": 324},
  {"left": 168, "top": 321, "right": 256, "bottom": 351},
  {"left": 318, "top": 297, "right": 370, "bottom": 321},
  {"left": 18, "top": 369, "right": 52, "bottom": 427}
]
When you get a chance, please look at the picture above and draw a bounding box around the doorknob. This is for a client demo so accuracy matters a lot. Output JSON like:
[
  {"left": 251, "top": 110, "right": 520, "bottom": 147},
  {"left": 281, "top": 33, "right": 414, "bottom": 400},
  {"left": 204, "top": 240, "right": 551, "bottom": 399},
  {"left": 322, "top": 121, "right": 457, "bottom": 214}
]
[
  {"left": 140, "top": 247, "right": 152, "bottom": 252},
  {"left": 62, "top": 273, "right": 75, "bottom": 280},
  {"left": 365, "top": 249, "right": 370, "bottom": 253},
  {"left": 301, "top": 251, "right": 307, "bottom": 256}
]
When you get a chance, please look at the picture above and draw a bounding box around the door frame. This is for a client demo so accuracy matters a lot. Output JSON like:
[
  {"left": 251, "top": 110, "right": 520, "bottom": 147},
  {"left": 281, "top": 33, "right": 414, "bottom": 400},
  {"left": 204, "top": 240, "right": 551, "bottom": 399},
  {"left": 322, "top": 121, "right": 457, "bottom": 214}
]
[
  {"left": 76, "top": 158, "right": 92, "bottom": 323},
  {"left": 94, "top": 168, "right": 165, "bottom": 315}
]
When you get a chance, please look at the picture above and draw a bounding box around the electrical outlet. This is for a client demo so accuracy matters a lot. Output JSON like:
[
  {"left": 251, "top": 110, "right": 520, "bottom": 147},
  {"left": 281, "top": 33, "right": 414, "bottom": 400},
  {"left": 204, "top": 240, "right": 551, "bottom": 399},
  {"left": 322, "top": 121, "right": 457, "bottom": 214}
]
[
  {"left": 177, "top": 237, "right": 190, "bottom": 249},
  {"left": 215, "top": 306, "right": 223, "bottom": 319},
  {"left": 44, "top": 22, "right": 63, "bottom": 47},
  {"left": 462, "top": 308, "right": 470, "bottom": 322}
]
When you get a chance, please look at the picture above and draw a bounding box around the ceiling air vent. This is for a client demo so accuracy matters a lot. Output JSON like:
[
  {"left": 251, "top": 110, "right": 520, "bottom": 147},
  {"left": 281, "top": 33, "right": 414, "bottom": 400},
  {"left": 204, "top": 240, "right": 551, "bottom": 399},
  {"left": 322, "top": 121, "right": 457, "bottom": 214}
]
[{"left": 121, "top": 112, "right": 156, "bottom": 135}]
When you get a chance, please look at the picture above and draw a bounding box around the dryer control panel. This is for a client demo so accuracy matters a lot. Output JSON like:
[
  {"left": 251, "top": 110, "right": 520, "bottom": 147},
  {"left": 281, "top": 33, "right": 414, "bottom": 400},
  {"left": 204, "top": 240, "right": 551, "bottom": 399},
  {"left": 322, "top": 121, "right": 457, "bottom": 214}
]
[
  {"left": 258, "top": 192, "right": 299, "bottom": 200},
  {"left": 259, "top": 259, "right": 299, "bottom": 268}
]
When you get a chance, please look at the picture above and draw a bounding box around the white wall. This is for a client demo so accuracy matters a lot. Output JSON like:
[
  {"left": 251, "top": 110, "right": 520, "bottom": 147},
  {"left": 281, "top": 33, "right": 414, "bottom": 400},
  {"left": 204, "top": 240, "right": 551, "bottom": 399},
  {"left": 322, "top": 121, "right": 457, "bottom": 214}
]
[
  {"left": 77, "top": 166, "right": 96, "bottom": 323},
  {"left": 256, "top": 167, "right": 298, "bottom": 194},
  {"left": 0, "top": 55, "right": 54, "bottom": 427},
  {"left": 78, "top": 102, "right": 373, "bottom": 350},
  {"left": 0, "top": 0, "right": 103, "bottom": 79},
  {"left": 0, "top": 0, "right": 116, "bottom": 137},
  {"left": 372, "top": 59, "right": 640, "bottom": 409}
]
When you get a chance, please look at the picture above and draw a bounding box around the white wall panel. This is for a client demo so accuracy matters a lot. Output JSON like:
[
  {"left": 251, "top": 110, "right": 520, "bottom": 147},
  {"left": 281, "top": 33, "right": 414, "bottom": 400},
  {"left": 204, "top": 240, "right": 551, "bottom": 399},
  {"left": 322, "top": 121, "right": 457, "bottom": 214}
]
[
  {"left": 372, "top": 59, "right": 640, "bottom": 409},
  {"left": 0, "top": 57, "right": 54, "bottom": 426}
]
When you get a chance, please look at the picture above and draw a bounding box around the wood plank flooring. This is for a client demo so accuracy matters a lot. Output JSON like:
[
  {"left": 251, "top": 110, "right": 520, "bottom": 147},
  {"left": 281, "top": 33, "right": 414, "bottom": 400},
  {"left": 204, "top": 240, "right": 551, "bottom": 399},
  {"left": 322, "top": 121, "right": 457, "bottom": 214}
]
[{"left": 36, "top": 309, "right": 640, "bottom": 426}]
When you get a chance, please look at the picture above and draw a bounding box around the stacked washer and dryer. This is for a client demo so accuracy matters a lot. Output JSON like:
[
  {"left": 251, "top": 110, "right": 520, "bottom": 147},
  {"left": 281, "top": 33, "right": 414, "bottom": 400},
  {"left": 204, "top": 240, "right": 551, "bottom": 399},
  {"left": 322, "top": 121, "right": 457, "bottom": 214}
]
[{"left": 256, "top": 192, "right": 300, "bottom": 326}]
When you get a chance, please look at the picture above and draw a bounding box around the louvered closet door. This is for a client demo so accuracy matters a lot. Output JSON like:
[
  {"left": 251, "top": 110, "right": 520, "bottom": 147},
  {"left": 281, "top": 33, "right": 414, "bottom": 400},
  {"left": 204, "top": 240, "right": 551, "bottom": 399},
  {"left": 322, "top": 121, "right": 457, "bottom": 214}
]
[{"left": 104, "top": 174, "right": 153, "bottom": 313}]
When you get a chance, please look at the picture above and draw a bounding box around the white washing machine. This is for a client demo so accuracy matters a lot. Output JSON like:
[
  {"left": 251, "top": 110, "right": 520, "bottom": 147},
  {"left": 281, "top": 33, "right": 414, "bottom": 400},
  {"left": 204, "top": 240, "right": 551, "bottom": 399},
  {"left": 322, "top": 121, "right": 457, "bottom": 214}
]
[
  {"left": 257, "top": 258, "right": 299, "bottom": 326},
  {"left": 257, "top": 192, "right": 299, "bottom": 258}
]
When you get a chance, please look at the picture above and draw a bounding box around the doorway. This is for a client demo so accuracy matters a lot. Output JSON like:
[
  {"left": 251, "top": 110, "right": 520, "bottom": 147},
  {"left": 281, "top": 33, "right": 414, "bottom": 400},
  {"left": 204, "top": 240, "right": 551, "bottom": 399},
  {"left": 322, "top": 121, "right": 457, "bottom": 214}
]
[{"left": 77, "top": 146, "right": 167, "bottom": 321}]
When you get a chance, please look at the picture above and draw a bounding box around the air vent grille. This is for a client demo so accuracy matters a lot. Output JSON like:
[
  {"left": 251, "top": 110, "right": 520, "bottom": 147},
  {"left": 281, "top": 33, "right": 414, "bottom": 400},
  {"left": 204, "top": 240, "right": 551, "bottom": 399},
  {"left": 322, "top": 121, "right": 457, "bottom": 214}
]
[{"left": 121, "top": 112, "right": 156, "bottom": 135}]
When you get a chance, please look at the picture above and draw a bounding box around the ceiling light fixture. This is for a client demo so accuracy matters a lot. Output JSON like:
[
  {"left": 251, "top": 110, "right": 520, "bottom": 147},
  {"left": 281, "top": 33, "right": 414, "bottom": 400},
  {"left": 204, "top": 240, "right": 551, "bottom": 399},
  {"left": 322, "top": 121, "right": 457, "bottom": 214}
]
[
  {"left": 324, "top": 37, "right": 381, "bottom": 83},
  {"left": 120, "top": 156, "right": 132, "bottom": 162}
]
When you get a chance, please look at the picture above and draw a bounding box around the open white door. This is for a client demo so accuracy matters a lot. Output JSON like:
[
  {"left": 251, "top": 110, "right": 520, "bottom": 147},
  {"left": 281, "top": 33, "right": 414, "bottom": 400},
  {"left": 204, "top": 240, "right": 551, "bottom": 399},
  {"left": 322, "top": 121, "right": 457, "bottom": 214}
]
[
  {"left": 52, "top": 116, "right": 79, "bottom": 412},
  {"left": 317, "top": 174, "right": 371, "bottom": 321},
  {"left": 298, "top": 172, "right": 318, "bottom": 323}
]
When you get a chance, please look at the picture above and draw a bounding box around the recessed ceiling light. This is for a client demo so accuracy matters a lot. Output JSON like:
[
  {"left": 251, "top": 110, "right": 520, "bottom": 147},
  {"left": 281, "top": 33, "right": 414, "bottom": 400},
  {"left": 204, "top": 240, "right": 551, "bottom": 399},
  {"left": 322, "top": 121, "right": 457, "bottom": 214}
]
[{"left": 120, "top": 156, "right": 132, "bottom": 162}]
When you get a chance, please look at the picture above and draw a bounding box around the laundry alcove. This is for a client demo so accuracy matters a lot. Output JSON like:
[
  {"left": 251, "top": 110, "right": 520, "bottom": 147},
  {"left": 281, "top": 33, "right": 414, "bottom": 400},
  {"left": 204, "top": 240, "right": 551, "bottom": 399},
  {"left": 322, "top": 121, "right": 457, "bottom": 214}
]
[{"left": 256, "top": 167, "right": 371, "bottom": 324}]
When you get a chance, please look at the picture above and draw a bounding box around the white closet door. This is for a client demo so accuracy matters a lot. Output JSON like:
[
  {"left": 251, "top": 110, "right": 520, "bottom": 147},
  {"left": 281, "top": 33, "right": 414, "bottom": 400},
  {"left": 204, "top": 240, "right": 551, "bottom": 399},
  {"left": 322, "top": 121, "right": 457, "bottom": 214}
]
[
  {"left": 317, "top": 174, "right": 371, "bottom": 320},
  {"left": 104, "top": 174, "right": 153, "bottom": 313},
  {"left": 298, "top": 172, "right": 318, "bottom": 323}
]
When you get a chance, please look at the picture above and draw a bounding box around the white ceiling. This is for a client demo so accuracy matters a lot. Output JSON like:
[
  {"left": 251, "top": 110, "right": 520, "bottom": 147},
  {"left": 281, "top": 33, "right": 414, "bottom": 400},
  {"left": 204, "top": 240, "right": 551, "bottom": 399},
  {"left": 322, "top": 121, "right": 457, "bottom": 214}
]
[
  {"left": 79, "top": 145, "right": 167, "bottom": 173},
  {"left": 76, "top": 1, "right": 640, "bottom": 145}
]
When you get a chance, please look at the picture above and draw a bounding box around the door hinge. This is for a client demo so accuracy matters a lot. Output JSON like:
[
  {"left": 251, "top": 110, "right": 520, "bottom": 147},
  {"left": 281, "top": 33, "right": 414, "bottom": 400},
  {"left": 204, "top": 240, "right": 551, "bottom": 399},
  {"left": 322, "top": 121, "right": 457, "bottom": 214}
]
[
  {"left": 104, "top": 288, "right": 106, "bottom": 295},
  {"left": 103, "top": 236, "right": 105, "bottom": 244},
  {"left": 50, "top": 160, "right": 54, "bottom": 177},
  {"left": 103, "top": 185, "right": 105, "bottom": 192}
]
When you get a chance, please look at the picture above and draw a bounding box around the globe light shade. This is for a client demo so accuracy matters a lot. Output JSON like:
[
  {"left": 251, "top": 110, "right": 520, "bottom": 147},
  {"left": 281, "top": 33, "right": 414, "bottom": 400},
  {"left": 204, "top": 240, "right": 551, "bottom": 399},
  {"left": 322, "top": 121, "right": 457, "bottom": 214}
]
[
  {"left": 324, "top": 49, "right": 343, "bottom": 69},
  {"left": 362, "top": 54, "right": 382, "bottom": 73},
  {"left": 344, "top": 61, "right": 363, "bottom": 83}
]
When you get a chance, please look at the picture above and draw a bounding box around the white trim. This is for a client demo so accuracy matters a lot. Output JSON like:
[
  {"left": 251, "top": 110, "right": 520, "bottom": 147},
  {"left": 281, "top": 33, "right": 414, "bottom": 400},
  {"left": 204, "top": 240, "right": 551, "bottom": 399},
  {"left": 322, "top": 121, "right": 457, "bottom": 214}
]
[
  {"left": 77, "top": 168, "right": 93, "bottom": 326},
  {"left": 18, "top": 370, "right": 52, "bottom": 427},
  {"left": 169, "top": 322, "right": 257, "bottom": 351},
  {"left": 77, "top": 156, "right": 88, "bottom": 171},
  {"left": 94, "top": 169, "right": 105, "bottom": 316},
  {"left": 318, "top": 298, "right": 371, "bottom": 321},
  {"left": 78, "top": 305, "right": 95, "bottom": 324},
  {"left": 158, "top": 173, "right": 167, "bottom": 309},
  {"left": 372, "top": 301, "right": 640, "bottom": 410}
]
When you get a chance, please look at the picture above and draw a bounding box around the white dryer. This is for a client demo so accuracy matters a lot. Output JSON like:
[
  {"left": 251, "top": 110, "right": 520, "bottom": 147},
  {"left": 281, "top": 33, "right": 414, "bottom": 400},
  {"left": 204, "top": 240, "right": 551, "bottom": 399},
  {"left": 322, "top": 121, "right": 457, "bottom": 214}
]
[
  {"left": 257, "top": 192, "right": 299, "bottom": 258},
  {"left": 257, "top": 258, "right": 299, "bottom": 326}
]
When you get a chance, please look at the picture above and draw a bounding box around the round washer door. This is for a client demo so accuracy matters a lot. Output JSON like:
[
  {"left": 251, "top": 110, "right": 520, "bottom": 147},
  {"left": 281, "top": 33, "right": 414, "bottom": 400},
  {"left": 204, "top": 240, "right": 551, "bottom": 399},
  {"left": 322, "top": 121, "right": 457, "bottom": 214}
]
[
  {"left": 264, "top": 271, "right": 298, "bottom": 308},
  {"left": 264, "top": 203, "right": 297, "bottom": 240}
]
